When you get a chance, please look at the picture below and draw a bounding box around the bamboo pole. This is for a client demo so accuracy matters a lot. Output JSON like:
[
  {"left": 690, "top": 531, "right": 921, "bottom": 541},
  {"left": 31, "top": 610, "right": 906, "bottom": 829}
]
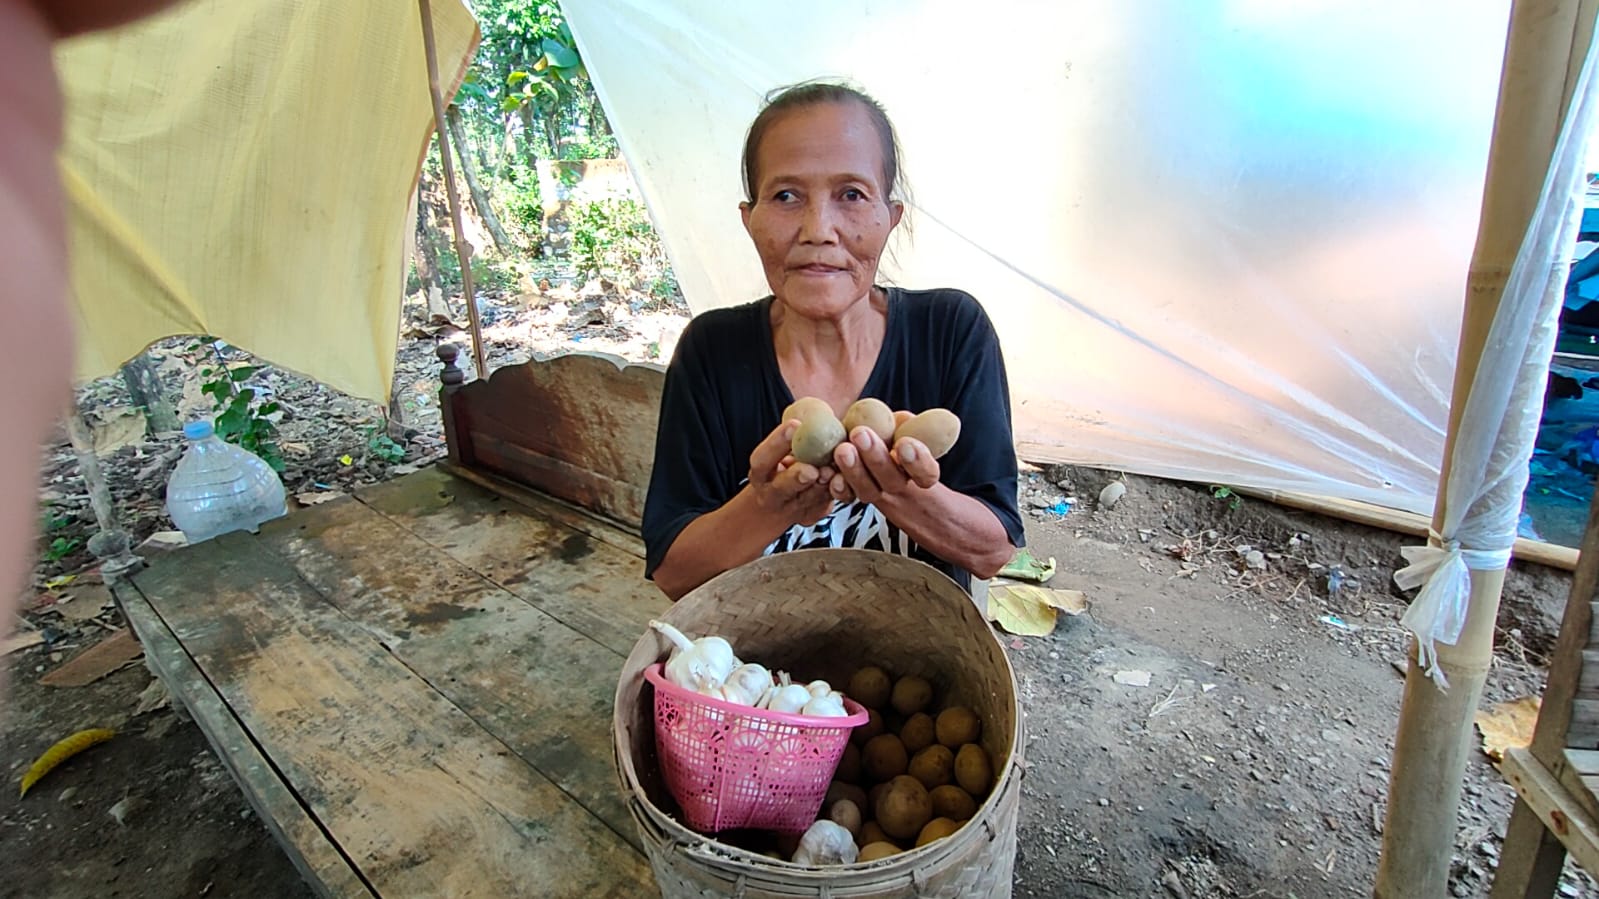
[
  {"left": 1374, "top": 2, "right": 1596, "bottom": 895},
  {"left": 417, "top": 0, "right": 487, "bottom": 379},
  {"left": 62, "top": 407, "right": 143, "bottom": 581}
]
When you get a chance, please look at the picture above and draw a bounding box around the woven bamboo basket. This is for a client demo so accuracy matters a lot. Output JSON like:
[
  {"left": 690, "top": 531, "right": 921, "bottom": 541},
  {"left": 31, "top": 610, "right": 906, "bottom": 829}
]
[{"left": 613, "top": 548, "right": 1025, "bottom": 898}]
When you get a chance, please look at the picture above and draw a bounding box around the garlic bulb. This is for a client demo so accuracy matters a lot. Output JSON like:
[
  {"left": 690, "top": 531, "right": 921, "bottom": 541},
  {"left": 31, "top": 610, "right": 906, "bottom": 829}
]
[
  {"left": 718, "top": 663, "right": 773, "bottom": 706},
  {"left": 791, "top": 819, "right": 859, "bottom": 866},
  {"left": 650, "top": 620, "right": 738, "bottom": 693},
  {"left": 766, "top": 684, "right": 813, "bottom": 714},
  {"left": 801, "top": 692, "right": 847, "bottom": 717}
]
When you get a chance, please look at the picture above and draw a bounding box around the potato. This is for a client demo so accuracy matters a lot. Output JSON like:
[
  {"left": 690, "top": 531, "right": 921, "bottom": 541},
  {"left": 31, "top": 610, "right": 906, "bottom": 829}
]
[
  {"left": 892, "top": 408, "right": 961, "bottom": 459},
  {"left": 916, "top": 817, "right": 962, "bottom": 847},
  {"left": 954, "top": 743, "right": 994, "bottom": 798},
  {"left": 899, "top": 712, "right": 936, "bottom": 754},
  {"left": 835, "top": 742, "right": 862, "bottom": 783},
  {"left": 843, "top": 398, "right": 896, "bottom": 443},
  {"left": 860, "top": 820, "right": 891, "bottom": 847},
  {"left": 935, "top": 707, "right": 981, "bottom": 748},
  {"left": 826, "top": 780, "right": 868, "bottom": 814},
  {"left": 875, "top": 775, "right": 934, "bottom": 841},
  {"left": 847, "top": 666, "right": 893, "bottom": 710},
  {"left": 862, "top": 734, "right": 909, "bottom": 782},
  {"left": 858, "top": 841, "right": 901, "bottom": 862},
  {"left": 782, "top": 396, "right": 834, "bottom": 424},
  {"left": 890, "top": 675, "right": 933, "bottom": 717},
  {"left": 829, "top": 799, "right": 862, "bottom": 839},
  {"left": 791, "top": 407, "right": 846, "bottom": 465},
  {"left": 907, "top": 744, "right": 955, "bottom": 790},
  {"left": 868, "top": 780, "right": 892, "bottom": 812},
  {"left": 851, "top": 708, "right": 886, "bottom": 747},
  {"left": 930, "top": 784, "right": 978, "bottom": 821}
]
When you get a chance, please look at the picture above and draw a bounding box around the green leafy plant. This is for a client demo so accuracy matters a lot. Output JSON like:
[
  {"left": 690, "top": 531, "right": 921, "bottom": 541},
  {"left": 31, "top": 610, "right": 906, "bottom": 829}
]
[
  {"left": 44, "top": 536, "right": 81, "bottom": 562},
  {"left": 366, "top": 426, "right": 407, "bottom": 464},
  {"left": 195, "top": 341, "right": 284, "bottom": 472},
  {"left": 40, "top": 508, "right": 70, "bottom": 533},
  {"left": 1209, "top": 484, "right": 1243, "bottom": 511},
  {"left": 503, "top": 163, "right": 544, "bottom": 233},
  {"left": 569, "top": 197, "right": 658, "bottom": 284},
  {"left": 648, "top": 274, "right": 679, "bottom": 303}
]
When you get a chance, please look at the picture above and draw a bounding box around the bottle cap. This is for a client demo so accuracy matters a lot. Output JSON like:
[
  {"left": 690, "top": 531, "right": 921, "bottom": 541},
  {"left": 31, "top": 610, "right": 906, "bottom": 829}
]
[{"left": 183, "top": 420, "right": 215, "bottom": 440}]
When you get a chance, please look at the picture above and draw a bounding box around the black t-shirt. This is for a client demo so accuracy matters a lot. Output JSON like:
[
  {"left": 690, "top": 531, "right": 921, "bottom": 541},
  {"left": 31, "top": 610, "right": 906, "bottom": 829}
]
[{"left": 641, "top": 286, "right": 1026, "bottom": 593}]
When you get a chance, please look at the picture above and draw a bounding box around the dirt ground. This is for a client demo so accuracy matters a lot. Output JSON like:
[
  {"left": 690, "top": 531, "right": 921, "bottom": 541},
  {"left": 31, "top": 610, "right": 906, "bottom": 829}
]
[{"left": 2, "top": 285, "right": 1596, "bottom": 898}]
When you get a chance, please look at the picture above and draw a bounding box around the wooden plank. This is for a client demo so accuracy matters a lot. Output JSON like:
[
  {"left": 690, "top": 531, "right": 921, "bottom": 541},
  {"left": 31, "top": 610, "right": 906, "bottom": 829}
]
[
  {"left": 1557, "top": 757, "right": 1599, "bottom": 826},
  {"left": 471, "top": 431, "right": 647, "bottom": 537},
  {"left": 1491, "top": 797, "right": 1568, "bottom": 899},
  {"left": 1578, "top": 648, "right": 1599, "bottom": 701},
  {"left": 1501, "top": 747, "right": 1599, "bottom": 879},
  {"left": 1533, "top": 481, "right": 1599, "bottom": 762},
  {"left": 1567, "top": 749, "right": 1599, "bottom": 774},
  {"left": 1568, "top": 701, "right": 1599, "bottom": 750},
  {"left": 442, "top": 462, "right": 645, "bottom": 557},
  {"left": 117, "top": 580, "right": 372, "bottom": 899},
  {"left": 136, "top": 532, "right": 654, "bottom": 898},
  {"left": 353, "top": 468, "right": 667, "bottom": 657},
  {"left": 254, "top": 494, "right": 642, "bottom": 849},
  {"left": 444, "top": 352, "right": 664, "bottom": 528}
]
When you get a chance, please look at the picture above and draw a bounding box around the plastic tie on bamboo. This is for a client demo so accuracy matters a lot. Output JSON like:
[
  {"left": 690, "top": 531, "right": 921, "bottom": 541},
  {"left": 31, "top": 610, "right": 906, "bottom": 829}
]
[{"left": 1393, "top": 529, "right": 1512, "bottom": 690}]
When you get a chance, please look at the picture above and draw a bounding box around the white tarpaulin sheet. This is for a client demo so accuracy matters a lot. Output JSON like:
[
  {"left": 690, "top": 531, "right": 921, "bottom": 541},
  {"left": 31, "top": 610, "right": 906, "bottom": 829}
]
[{"left": 564, "top": 1, "right": 1515, "bottom": 516}]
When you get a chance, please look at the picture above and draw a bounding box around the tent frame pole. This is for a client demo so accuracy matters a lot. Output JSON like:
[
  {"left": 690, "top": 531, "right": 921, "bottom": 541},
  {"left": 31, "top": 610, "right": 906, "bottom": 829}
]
[
  {"left": 417, "top": 0, "right": 487, "bottom": 379},
  {"left": 1374, "top": 1, "right": 1596, "bottom": 895}
]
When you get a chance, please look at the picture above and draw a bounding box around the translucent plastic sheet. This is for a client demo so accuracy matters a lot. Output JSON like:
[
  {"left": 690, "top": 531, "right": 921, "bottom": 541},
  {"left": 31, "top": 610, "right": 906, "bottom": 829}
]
[
  {"left": 565, "top": 0, "right": 1515, "bottom": 515},
  {"left": 1394, "top": 26, "right": 1599, "bottom": 687}
]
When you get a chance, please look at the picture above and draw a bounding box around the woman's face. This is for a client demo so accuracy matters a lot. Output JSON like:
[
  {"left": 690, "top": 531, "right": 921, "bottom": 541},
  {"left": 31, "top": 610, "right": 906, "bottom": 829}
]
[{"left": 741, "top": 101, "right": 903, "bottom": 320}]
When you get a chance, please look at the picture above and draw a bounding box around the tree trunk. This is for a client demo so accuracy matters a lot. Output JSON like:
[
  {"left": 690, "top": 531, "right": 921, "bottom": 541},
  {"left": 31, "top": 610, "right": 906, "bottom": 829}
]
[
  {"left": 413, "top": 172, "right": 451, "bottom": 321},
  {"left": 590, "top": 92, "right": 612, "bottom": 142},
  {"left": 446, "top": 105, "right": 515, "bottom": 256},
  {"left": 120, "top": 352, "right": 179, "bottom": 433},
  {"left": 544, "top": 104, "right": 563, "bottom": 159},
  {"left": 518, "top": 104, "right": 539, "bottom": 163}
]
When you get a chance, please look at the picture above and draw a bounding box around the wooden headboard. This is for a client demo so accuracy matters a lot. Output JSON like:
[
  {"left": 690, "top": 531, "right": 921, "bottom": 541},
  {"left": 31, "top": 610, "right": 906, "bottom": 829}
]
[{"left": 436, "top": 344, "right": 666, "bottom": 531}]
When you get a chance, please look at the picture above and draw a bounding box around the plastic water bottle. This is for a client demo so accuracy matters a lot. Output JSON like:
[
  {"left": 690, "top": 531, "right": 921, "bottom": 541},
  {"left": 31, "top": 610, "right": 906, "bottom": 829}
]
[{"left": 165, "top": 420, "right": 287, "bottom": 544}]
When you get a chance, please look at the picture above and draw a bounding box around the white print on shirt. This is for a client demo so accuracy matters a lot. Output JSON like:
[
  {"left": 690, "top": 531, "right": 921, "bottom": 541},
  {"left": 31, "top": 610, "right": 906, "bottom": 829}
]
[{"left": 763, "top": 499, "right": 917, "bottom": 559}]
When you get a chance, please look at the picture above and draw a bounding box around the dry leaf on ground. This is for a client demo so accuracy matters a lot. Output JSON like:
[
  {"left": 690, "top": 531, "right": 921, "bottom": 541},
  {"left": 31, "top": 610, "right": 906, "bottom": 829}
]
[
  {"left": 295, "top": 491, "right": 345, "bottom": 506},
  {"left": 1474, "top": 696, "right": 1540, "bottom": 764},
  {"left": 987, "top": 584, "right": 1090, "bottom": 637}
]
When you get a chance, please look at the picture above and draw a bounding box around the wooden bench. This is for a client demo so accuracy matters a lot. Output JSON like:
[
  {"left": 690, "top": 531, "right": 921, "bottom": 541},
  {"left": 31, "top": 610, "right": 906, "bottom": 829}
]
[{"left": 114, "top": 346, "right": 674, "bottom": 898}]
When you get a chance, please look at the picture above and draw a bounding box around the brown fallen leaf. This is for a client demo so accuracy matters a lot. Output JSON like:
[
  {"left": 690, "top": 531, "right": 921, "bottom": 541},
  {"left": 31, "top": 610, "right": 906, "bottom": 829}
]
[
  {"left": 89, "top": 408, "right": 147, "bottom": 456},
  {"left": 41, "top": 629, "right": 143, "bottom": 688},
  {"left": 55, "top": 582, "right": 114, "bottom": 622},
  {"left": 1, "top": 630, "right": 45, "bottom": 657},
  {"left": 987, "top": 584, "right": 1090, "bottom": 637},
  {"left": 295, "top": 490, "right": 346, "bottom": 506},
  {"left": 1475, "top": 696, "right": 1540, "bottom": 764}
]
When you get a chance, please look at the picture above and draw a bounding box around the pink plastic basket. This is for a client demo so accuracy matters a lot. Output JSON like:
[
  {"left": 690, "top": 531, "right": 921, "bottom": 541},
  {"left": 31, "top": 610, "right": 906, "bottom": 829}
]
[{"left": 643, "top": 663, "right": 869, "bottom": 834}]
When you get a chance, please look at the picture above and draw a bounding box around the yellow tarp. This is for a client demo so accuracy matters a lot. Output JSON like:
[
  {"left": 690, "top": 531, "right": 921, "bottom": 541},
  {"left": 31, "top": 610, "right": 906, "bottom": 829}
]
[{"left": 55, "top": 0, "right": 480, "bottom": 404}]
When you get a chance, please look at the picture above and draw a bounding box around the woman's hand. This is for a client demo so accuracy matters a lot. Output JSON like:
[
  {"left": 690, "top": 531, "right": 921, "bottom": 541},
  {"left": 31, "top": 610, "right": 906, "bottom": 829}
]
[
  {"left": 828, "top": 423, "right": 941, "bottom": 505},
  {"left": 750, "top": 420, "right": 838, "bottom": 527}
]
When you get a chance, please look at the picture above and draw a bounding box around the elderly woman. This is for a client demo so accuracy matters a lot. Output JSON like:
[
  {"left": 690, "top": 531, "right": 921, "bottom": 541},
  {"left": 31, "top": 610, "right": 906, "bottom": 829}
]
[{"left": 642, "top": 82, "right": 1024, "bottom": 601}]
